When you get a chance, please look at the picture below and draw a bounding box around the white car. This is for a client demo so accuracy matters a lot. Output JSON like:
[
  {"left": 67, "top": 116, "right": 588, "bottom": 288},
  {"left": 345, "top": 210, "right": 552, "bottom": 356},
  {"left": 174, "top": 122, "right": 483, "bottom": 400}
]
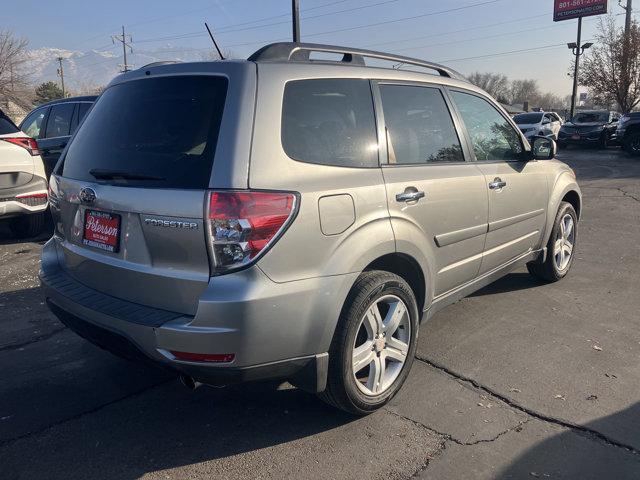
[
  {"left": 513, "top": 112, "right": 563, "bottom": 141},
  {"left": 0, "top": 109, "right": 48, "bottom": 238}
]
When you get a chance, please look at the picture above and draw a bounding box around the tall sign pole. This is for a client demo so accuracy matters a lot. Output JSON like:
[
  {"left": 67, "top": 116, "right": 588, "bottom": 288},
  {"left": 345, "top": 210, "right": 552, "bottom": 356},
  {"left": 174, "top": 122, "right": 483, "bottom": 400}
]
[
  {"left": 554, "top": 0, "right": 607, "bottom": 119},
  {"left": 292, "top": 0, "right": 300, "bottom": 42},
  {"left": 570, "top": 17, "right": 582, "bottom": 120}
]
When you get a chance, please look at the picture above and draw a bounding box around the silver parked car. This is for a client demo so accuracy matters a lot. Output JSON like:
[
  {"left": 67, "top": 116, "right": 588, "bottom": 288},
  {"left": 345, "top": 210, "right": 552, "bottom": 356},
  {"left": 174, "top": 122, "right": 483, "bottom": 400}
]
[{"left": 40, "top": 43, "right": 581, "bottom": 414}]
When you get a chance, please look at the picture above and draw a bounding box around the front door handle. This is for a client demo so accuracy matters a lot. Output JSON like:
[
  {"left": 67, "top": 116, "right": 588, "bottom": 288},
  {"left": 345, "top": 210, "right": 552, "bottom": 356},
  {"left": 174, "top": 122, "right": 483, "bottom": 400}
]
[
  {"left": 396, "top": 190, "right": 426, "bottom": 202},
  {"left": 489, "top": 178, "right": 507, "bottom": 190}
]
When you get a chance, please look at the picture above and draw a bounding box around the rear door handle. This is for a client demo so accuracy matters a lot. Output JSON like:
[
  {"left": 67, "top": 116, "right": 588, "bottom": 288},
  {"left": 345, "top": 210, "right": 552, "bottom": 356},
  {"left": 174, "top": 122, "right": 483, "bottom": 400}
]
[
  {"left": 489, "top": 178, "right": 507, "bottom": 190},
  {"left": 396, "top": 190, "right": 425, "bottom": 202}
]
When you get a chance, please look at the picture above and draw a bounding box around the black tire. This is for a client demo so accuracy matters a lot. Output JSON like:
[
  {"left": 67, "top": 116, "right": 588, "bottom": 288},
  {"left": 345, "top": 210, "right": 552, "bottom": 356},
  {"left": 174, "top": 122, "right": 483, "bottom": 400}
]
[
  {"left": 558, "top": 142, "right": 567, "bottom": 150},
  {"left": 9, "top": 212, "right": 47, "bottom": 239},
  {"left": 527, "top": 202, "right": 578, "bottom": 283},
  {"left": 624, "top": 132, "right": 640, "bottom": 156},
  {"left": 319, "top": 270, "right": 419, "bottom": 415}
]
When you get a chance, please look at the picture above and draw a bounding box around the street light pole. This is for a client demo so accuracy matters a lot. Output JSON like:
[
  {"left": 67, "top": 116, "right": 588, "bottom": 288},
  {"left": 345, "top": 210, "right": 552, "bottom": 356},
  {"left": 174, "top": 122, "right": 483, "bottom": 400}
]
[{"left": 570, "top": 17, "right": 582, "bottom": 120}]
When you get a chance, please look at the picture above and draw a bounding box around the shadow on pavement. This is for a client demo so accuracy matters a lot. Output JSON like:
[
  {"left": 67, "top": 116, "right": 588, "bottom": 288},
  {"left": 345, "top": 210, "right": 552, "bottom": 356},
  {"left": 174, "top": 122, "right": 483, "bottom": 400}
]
[
  {"left": 557, "top": 146, "right": 640, "bottom": 181},
  {"left": 470, "top": 272, "right": 542, "bottom": 297},
  {"left": 499, "top": 403, "right": 640, "bottom": 479},
  {"left": 0, "top": 284, "right": 355, "bottom": 479}
]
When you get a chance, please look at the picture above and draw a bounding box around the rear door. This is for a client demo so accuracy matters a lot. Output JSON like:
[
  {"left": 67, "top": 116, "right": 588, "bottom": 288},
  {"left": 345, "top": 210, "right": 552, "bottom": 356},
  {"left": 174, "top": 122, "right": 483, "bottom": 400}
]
[
  {"left": 51, "top": 73, "right": 237, "bottom": 315},
  {"left": 449, "top": 89, "right": 547, "bottom": 275},
  {"left": 376, "top": 82, "right": 488, "bottom": 297},
  {"left": 39, "top": 102, "right": 76, "bottom": 177}
]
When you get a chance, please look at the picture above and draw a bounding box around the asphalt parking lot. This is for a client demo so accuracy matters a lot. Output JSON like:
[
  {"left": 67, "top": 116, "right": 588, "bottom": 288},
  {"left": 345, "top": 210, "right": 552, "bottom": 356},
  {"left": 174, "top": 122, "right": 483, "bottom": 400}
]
[{"left": 1, "top": 147, "right": 639, "bottom": 480}]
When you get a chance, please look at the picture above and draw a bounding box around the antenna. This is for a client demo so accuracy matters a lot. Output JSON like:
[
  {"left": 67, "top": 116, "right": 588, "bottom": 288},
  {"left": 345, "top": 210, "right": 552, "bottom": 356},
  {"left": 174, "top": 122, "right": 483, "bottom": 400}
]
[
  {"left": 292, "top": 0, "right": 300, "bottom": 42},
  {"left": 204, "top": 23, "right": 225, "bottom": 60}
]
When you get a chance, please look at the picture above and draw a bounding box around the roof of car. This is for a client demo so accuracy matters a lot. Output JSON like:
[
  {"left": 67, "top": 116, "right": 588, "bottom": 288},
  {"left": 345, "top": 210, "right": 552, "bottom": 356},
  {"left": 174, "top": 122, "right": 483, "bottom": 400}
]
[{"left": 37, "top": 95, "right": 98, "bottom": 108}]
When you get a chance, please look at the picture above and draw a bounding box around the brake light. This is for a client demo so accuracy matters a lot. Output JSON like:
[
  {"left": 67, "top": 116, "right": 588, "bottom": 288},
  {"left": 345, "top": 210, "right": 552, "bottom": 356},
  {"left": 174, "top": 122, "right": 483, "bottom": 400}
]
[
  {"left": 206, "top": 190, "right": 297, "bottom": 274},
  {"left": 2, "top": 137, "right": 41, "bottom": 156}
]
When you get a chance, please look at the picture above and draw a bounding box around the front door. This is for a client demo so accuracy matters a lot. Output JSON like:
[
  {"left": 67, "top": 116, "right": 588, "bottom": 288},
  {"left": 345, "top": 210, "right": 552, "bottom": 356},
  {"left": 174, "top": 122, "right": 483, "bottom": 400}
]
[
  {"left": 449, "top": 90, "right": 548, "bottom": 274},
  {"left": 376, "top": 83, "right": 488, "bottom": 297}
]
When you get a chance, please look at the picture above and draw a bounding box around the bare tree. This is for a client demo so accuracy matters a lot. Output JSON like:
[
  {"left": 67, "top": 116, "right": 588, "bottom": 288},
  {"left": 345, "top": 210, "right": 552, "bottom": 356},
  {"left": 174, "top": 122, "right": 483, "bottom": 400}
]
[
  {"left": 0, "top": 30, "right": 33, "bottom": 111},
  {"left": 509, "top": 79, "right": 540, "bottom": 105},
  {"left": 580, "top": 15, "right": 640, "bottom": 112},
  {"left": 466, "top": 72, "right": 510, "bottom": 102}
]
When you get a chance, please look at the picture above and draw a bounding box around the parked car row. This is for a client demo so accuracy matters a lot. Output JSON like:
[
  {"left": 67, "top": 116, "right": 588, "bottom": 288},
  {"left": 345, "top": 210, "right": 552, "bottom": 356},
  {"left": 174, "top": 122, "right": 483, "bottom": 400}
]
[{"left": 0, "top": 96, "right": 96, "bottom": 237}]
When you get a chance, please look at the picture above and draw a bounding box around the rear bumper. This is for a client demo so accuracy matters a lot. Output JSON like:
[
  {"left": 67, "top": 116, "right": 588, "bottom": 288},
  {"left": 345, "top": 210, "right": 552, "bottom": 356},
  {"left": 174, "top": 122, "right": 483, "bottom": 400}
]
[
  {"left": 40, "top": 239, "right": 355, "bottom": 391},
  {"left": 0, "top": 175, "right": 48, "bottom": 217}
]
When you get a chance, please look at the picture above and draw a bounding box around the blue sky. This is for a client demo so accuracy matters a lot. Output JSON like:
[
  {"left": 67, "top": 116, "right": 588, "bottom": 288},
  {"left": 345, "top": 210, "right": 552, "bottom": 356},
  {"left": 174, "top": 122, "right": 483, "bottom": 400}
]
[{"left": 7, "top": 0, "right": 633, "bottom": 95}]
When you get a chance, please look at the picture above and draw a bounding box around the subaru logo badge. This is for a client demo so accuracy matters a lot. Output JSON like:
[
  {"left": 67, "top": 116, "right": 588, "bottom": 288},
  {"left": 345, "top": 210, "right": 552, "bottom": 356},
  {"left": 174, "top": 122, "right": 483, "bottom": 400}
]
[{"left": 79, "top": 187, "right": 96, "bottom": 204}]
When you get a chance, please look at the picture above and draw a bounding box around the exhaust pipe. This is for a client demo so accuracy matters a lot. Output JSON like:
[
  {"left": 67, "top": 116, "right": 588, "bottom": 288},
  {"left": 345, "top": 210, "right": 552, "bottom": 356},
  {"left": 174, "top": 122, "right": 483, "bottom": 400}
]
[{"left": 179, "top": 374, "right": 203, "bottom": 390}]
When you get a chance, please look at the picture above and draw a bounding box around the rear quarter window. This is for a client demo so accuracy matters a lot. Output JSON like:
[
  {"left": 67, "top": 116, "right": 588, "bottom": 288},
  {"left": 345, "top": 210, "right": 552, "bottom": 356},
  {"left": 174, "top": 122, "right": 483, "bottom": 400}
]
[
  {"left": 281, "top": 79, "right": 378, "bottom": 168},
  {"left": 61, "top": 76, "right": 228, "bottom": 189}
]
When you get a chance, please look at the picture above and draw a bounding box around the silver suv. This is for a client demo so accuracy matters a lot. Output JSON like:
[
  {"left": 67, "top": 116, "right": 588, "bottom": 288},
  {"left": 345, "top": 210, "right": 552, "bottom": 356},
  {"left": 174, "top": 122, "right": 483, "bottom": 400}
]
[{"left": 40, "top": 43, "right": 581, "bottom": 414}]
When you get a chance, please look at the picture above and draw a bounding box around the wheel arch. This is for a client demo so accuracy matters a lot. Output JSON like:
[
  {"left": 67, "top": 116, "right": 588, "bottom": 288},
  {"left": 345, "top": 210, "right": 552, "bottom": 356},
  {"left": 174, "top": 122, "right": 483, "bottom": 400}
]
[
  {"left": 363, "top": 253, "right": 427, "bottom": 314},
  {"left": 562, "top": 189, "right": 582, "bottom": 219}
]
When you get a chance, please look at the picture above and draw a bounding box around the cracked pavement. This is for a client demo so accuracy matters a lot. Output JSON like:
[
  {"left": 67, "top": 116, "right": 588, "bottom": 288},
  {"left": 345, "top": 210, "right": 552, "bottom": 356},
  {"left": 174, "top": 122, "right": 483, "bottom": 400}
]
[{"left": 1, "top": 147, "right": 639, "bottom": 479}]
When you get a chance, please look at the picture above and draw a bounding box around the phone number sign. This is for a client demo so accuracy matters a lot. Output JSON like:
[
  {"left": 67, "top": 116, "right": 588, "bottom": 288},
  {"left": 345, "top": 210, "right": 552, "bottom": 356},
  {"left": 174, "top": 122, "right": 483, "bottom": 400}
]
[{"left": 554, "top": 0, "right": 607, "bottom": 21}]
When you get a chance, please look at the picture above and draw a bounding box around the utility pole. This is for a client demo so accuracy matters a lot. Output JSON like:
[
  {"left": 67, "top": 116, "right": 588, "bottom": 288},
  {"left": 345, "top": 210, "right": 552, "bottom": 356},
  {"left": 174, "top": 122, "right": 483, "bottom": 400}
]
[
  {"left": 112, "top": 26, "right": 133, "bottom": 72},
  {"left": 621, "top": 0, "right": 633, "bottom": 34},
  {"left": 292, "top": 0, "right": 300, "bottom": 42},
  {"left": 56, "top": 57, "right": 65, "bottom": 97}
]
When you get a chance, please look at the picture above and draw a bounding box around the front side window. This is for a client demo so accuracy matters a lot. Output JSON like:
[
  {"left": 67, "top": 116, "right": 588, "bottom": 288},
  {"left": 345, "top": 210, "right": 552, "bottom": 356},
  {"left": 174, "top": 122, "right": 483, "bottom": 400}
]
[
  {"left": 380, "top": 84, "right": 463, "bottom": 164},
  {"left": 21, "top": 109, "right": 47, "bottom": 139},
  {"left": 45, "top": 103, "right": 75, "bottom": 138},
  {"left": 282, "top": 79, "right": 378, "bottom": 168},
  {"left": 451, "top": 91, "right": 523, "bottom": 162}
]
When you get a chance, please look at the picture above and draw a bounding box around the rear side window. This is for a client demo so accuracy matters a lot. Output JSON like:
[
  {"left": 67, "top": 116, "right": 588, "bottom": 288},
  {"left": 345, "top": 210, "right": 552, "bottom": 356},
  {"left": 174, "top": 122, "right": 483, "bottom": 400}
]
[
  {"left": 45, "top": 103, "right": 75, "bottom": 138},
  {"left": 282, "top": 79, "right": 378, "bottom": 168},
  {"left": 62, "top": 76, "right": 228, "bottom": 188},
  {"left": 0, "top": 111, "right": 19, "bottom": 135},
  {"left": 451, "top": 91, "right": 523, "bottom": 162},
  {"left": 380, "top": 85, "right": 464, "bottom": 164}
]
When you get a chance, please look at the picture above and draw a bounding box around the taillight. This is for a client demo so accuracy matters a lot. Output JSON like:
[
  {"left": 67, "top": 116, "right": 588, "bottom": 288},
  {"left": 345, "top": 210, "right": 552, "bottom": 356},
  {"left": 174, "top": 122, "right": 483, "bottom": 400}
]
[
  {"left": 2, "top": 137, "right": 41, "bottom": 156},
  {"left": 206, "top": 190, "right": 297, "bottom": 274}
]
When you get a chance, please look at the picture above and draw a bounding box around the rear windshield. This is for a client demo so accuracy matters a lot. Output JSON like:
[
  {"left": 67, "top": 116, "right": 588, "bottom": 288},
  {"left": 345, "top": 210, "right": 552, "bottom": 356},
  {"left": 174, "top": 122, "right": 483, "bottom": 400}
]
[
  {"left": 0, "top": 111, "right": 19, "bottom": 135},
  {"left": 513, "top": 113, "right": 543, "bottom": 124},
  {"left": 61, "top": 76, "right": 228, "bottom": 188}
]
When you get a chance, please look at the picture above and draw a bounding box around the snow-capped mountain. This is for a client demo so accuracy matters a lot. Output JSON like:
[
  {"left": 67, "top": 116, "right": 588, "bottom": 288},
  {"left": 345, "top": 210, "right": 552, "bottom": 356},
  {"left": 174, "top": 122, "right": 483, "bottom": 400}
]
[{"left": 26, "top": 45, "right": 221, "bottom": 93}]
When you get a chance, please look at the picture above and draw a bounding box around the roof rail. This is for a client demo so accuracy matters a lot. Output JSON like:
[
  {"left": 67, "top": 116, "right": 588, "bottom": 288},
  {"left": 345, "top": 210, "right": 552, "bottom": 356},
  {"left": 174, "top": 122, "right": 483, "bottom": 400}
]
[{"left": 248, "top": 42, "right": 465, "bottom": 80}]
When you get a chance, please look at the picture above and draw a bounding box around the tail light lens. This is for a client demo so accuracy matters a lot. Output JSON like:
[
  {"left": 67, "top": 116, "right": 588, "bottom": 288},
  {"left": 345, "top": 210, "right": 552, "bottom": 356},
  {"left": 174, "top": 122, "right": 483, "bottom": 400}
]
[
  {"left": 1, "top": 137, "right": 41, "bottom": 156},
  {"left": 206, "top": 190, "right": 297, "bottom": 274}
]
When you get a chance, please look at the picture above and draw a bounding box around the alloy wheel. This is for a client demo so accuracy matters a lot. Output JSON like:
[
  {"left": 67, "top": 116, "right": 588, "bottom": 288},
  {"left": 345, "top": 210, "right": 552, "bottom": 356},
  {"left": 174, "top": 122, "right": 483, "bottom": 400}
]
[
  {"left": 352, "top": 295, "right": 411, "bottom": 396},
  {"left": 554, "top": 213, "right": 575, "bottom": 271}
]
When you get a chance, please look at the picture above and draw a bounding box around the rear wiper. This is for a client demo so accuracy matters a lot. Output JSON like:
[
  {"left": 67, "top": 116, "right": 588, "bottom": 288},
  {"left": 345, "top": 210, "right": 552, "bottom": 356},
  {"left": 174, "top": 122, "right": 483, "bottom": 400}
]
[{"left": 89, "top": 169, "right": 166, "bottom": 181}]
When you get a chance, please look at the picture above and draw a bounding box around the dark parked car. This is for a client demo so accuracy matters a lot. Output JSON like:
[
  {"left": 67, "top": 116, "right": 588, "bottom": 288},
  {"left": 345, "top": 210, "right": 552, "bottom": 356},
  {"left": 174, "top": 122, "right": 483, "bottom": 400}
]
[
  {"left": 19, "top": 96, "right": 97, "bottom": 177},
  {"left": 557, "top": 110, "right": 621, "bottom": 149},
  {"left": 615, "top": 112, "right": 640, "bottom": 156}
]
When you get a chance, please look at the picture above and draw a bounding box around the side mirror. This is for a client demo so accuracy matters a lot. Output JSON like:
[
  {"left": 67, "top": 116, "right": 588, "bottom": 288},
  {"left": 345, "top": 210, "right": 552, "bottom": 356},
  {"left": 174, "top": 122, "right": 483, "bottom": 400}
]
[{"left": 531, "top": 135, "right": 556, "bottom": 160}]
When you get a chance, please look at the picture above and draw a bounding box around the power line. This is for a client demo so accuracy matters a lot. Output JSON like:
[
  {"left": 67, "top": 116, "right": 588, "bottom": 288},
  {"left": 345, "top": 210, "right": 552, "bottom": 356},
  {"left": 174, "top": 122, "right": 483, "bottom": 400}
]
[
  {"left": 390, "top": 16, "right": 599, "bottom": 53},
  {"left": 133, "top": 0, "right": 405, "bottom": 45}
]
